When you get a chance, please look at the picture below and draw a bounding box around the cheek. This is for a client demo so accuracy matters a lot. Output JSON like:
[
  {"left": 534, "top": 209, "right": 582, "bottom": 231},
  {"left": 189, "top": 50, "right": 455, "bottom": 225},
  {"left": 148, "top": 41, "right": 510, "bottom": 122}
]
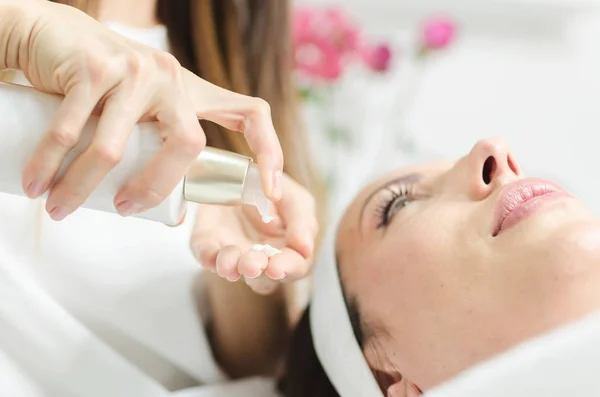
[
  {"left": 372, "top": 208, "right": 469, "bottom": 298},
  {"left": 359, "top": 208, "right": 486, "bottom": 385},
  {"left": 365, "top": 214, "right": 459, "bottom": 318}
]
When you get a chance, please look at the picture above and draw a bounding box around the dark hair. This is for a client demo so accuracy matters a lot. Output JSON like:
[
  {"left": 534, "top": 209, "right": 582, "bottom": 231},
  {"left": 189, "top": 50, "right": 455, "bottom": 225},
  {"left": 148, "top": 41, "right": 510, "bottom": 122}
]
[
  {"left": 278, "top": 258, "right": 369, "bottom": 397},
  {"left": 278, "top": 303, "right": 367, "bottom": 397}
]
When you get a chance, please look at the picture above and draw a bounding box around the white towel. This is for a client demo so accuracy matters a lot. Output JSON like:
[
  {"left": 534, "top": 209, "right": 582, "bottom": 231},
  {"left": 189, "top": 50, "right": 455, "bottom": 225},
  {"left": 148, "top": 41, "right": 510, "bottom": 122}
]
[{"left": 427, "top": 310, "right": 600, "bottom": 396}]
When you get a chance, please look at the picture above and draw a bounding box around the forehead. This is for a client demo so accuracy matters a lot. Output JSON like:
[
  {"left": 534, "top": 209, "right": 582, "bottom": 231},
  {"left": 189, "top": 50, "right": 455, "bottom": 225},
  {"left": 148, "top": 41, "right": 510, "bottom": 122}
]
[{"left": 335, "top": 161, "right": 454, "bottom": 256}]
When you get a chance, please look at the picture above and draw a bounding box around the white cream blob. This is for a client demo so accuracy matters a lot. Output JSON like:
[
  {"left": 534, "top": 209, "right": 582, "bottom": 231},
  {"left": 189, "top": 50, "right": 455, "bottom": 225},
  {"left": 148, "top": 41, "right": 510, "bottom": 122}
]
[{"left": 249, "top": 244, "right": 282, "bottom": 257}]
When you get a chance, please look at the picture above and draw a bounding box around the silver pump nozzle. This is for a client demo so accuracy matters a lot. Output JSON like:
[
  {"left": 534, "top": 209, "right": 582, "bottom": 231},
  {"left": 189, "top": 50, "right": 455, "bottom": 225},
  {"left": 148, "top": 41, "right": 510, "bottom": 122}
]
[{"left": 183, "top": 147, "right": 272, "bottom": 221}]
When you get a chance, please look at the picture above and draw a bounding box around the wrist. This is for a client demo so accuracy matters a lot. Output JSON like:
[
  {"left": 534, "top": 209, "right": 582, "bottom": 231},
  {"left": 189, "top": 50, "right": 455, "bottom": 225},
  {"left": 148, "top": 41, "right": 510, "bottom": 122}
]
[{"left": 0, "top": 0, "right": 39, "bottom": 70}]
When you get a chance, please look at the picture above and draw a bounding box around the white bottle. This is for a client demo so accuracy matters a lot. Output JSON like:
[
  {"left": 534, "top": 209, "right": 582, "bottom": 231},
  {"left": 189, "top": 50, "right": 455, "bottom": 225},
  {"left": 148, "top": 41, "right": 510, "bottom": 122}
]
[{"left": 0, "top": 82, "right": 271, "bottom": 225}]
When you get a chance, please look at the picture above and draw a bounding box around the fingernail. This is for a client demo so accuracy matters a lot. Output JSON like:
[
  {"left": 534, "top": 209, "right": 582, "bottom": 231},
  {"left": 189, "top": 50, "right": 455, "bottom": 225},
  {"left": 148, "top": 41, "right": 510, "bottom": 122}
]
[
  {"left": 26, "top": 181, "right": 44, "bottom": 198},
  {"left": 227, "top": 274, "right": 241, "bottom": 282},
  {"left": 268, "top": 270, "right": 286, "bottom": 281},
  {"left": 49, "top": 206, "right": 69, "bottom": 221},
  {"left": 116, "top": 200, "right": 144, "bottom": 217},
  {"left": 246, "top": 267, "right": 265, "bottom": 279},
  {"left": 273, "top": 170, "right": 282, "bottom": 200}
]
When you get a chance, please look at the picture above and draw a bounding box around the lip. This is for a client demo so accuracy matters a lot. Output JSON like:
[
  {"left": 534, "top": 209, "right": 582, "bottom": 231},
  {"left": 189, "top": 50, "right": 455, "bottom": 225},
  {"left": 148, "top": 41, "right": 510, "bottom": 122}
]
[{"left": 492, "top": 178, "right": 572, "bottom": 236}]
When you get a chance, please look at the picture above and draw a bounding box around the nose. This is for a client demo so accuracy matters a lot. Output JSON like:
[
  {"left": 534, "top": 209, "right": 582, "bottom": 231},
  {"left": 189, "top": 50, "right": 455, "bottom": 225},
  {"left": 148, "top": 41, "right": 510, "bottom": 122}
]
[{"left": 450, "top": 138, "right": 522, "bottom": 200}]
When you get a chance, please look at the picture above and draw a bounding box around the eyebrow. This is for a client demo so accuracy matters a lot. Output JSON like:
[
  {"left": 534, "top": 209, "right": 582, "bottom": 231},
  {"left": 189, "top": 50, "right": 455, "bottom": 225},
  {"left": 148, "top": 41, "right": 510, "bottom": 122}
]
[{"left": 358, "top": 173, "right": 422, "bottom": 230}]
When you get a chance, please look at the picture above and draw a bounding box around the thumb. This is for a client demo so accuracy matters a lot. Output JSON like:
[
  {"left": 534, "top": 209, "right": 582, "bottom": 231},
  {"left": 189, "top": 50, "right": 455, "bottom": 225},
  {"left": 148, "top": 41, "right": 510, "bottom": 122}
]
[{"left": 272, "top": 181, "right": 318, "bottom": 259}]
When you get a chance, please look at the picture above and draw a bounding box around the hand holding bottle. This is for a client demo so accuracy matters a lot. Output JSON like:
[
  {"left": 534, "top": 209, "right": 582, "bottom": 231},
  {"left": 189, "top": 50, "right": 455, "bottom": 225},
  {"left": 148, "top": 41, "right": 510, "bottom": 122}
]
[{"left": 0, "top": 0, "right": 283, "bottom": 221}]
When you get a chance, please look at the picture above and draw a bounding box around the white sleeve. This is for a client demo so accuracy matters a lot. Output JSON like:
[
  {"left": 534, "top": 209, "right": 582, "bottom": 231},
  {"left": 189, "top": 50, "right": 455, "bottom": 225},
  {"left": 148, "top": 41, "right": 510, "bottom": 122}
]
[
  {"left": 0, "top": 246, "right": 169, "bottom": 397},
  {"left": 0, "top": 349, "right": 46, "bottom": 397}
]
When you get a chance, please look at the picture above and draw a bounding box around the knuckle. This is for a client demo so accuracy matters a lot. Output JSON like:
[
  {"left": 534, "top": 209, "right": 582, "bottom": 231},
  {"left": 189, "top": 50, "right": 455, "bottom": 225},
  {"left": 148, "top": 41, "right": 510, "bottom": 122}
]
[
  {"left": 92, "top": 58, "right": 124, "bottom": 86},
  {"left": 51, "top": 187, "right": 84, "bottom": 208},
  {"left": 241, "top": 98, "right": 272, "bottom": 133},
  {"left": 90, "top": 143, "right": 123, "bottom": 166},
  {"left": 138, "top": 185, "right": 165, "bottom": 208},
  {"left": 48, "top": 127, "right": 79, "bottom": 149},
  {"left": 174, "top": 120, "right": 206, "bottom": 155},
  {"left": 153, "top": 51, "right": 181, "bottom": 76},
  {"left": 125, "top": 53, "right": 147, "bottom": 76},
  {"left": 250, "top": 97, "right": 271, "bottom": 117},
  {"left": 86, "top": 56, "right": 106, "bottom": 86},
  {"left": 183, "top": 131, "right": 206, "bottom": 154}
]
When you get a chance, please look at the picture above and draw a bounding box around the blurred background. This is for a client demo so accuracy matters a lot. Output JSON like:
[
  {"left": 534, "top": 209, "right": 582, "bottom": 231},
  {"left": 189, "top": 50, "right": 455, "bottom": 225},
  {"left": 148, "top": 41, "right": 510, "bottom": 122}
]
[{"left": 291, "top": 0, "right": 600, "bottom": 222}]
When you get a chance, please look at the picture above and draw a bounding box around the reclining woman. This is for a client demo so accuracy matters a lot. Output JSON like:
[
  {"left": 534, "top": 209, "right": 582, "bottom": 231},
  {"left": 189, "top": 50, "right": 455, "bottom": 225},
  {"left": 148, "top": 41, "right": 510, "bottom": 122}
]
[{"left": 279, "top": 137, "right": 600, "bottom": 396}]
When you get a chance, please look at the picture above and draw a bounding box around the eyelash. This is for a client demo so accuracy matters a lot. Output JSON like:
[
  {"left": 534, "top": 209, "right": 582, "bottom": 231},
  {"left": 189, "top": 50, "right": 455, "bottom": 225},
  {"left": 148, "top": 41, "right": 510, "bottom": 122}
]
[{"left": 374, "top": 184, "right": 417, "bottom": 229}]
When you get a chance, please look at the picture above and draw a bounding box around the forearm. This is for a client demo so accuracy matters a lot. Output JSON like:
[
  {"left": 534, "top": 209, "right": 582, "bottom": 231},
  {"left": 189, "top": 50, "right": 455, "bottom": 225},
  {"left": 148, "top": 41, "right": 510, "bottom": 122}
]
[
  {"left": 0, "top": 0, "right": 36, "bottom": 70},
  {"left": 205, "top": 273, "right": 290, "bottom": 379}
]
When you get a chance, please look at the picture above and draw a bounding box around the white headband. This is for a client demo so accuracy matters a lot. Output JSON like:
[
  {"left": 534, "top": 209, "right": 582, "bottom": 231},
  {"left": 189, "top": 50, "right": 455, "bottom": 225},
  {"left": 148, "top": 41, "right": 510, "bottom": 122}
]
[{"left": 310, "top": 223, "right": 382, "bottom": 396}]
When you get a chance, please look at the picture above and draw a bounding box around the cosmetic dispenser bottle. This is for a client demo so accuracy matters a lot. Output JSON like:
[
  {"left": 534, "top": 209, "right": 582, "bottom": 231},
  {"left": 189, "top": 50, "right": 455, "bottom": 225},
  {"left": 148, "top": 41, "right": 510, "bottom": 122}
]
[{"left": 0, "top": 82, "right": 271, "bottom": 225}]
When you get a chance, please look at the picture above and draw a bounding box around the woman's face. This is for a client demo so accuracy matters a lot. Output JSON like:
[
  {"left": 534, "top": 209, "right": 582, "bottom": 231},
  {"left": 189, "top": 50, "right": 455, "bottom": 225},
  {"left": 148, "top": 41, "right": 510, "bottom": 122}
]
[{"left": 337, "top": 138, "right": 600, "bottom": 391}]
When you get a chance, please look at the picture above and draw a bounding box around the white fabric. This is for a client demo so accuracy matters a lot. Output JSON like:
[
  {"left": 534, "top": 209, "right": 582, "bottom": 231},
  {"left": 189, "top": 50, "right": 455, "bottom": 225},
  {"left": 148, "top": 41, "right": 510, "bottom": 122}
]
[
  {"left": 426, "top": 310, "right": 600, "bottom": 396},
  {"left": 0, "top": 21, "right": 279, "bottom": 397},
  {"left": 310, "top": 223, "right": 382, "bottom": 397}
]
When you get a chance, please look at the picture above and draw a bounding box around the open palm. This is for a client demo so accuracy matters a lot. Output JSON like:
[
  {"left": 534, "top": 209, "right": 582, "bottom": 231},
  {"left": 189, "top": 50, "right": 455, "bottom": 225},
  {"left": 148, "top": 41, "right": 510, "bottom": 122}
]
[{"left": 190, "top": 174, "right": 318, "bottom": 295}]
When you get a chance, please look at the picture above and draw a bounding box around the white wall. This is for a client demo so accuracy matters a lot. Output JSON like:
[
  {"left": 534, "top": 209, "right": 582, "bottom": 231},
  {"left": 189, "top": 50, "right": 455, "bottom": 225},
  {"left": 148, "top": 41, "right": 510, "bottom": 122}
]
[{"left": 297, "top": 0, "right": 600, "bottom": 214}]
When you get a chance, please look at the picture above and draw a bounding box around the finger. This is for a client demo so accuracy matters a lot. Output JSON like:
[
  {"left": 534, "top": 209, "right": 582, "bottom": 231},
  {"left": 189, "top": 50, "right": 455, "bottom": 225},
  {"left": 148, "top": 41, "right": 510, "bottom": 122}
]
[
  {"left": 244, "top": 275, "right": 279, "bottom": 296},
  {"left": 184, "top": 69, "right": 283, "bottom": 201},
  {"left": 45, "top": 89, "right": 142, "bottom": 220},
  {"left": 215, "top": 245, "right": 242, "bottom": 282},
  {"left": 273, "top": 184, "right": 318, "bottom": 259},
  {"left": 238, "top": 250, "right": 268, "bottom": 279},
  {"left": 192, "top": 239, "right": 221, "bottom": 271},
  {"left": 22, "top": 85, "right": 101, "bottom": 199},
  {"left": 264, "top": 248, "right": 309, "bottom": 281},
  {"left": 115, "top": 97, "right": 205, "bottom": 215}
]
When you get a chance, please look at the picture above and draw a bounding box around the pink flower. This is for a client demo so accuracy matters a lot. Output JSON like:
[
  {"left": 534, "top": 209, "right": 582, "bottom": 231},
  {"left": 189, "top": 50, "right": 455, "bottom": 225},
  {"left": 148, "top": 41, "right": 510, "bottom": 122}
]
[
  {"left": 293, "top": 7, "right": 393, "bottom": 80},
  {"left": 421, "top": 16, "right": 456, "bottom": 50},
  {"left": 293, "top": 7, "right": 362, "bottom": 81},
  {"left": 295, "top": 35, "right": 344, "bottom": 81},
  {"left": 361, "top": 44, "right": 392, "bottom": 72},
  {"left": 317, "top": 9, "right": 361, "bottom": 53}
]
